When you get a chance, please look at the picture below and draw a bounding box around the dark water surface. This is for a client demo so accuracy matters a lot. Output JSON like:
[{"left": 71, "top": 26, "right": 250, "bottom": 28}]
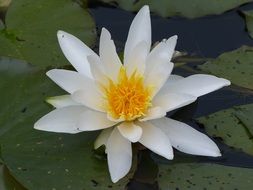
[{"left": 89, "top": 3, "right": 253, "bottom": 189}]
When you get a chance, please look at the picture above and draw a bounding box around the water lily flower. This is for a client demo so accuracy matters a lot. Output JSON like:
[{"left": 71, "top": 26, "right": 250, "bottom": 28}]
[{"left": 34, "top": 5, "right": 230, "bottom": 183}]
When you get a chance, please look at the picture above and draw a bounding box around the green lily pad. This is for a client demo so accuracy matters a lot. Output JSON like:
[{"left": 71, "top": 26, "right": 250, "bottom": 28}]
[
  {"left": 0, "top": 0, "right": 96, "bottom": 68},
  {"left": 100, "top": 0, "right": 251, "bottom": 18},
  {"left": 0, "top": 164, "right": 26, "bottom": 190},
  {"left": 158, "top": 162, "right": 253, "bottom": 190},
  {"left": 243, "top": 10, "right": 253, "bottom": 39},
  {"left": 235, "top": 106, "right": 253, "bottom": 135},
  {"left": 198, "top": 46, "right": 253, "bottom": 90},
  {"left": 0, "top": 58, "right": 134, "bottom": 190},
  {"left": 197, "top": 104, "right": 253, "bottom": 156}
]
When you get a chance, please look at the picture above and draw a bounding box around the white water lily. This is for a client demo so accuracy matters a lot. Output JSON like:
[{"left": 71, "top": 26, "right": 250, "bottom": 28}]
[{"left": 34, "top": 5, "right": 230, "bottom": 183}]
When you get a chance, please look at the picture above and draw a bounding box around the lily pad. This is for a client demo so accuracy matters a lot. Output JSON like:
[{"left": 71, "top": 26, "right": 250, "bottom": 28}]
[
  {"left": 0, "top": 164, "right": 26, "bottom": 190},
  {"left": 235, "top": 105, "right": 253, "bottom": 135},
  {"left": 0, "top": 58, "right": 134, "bottom": 190},
  {"left": 158, "top": 162, "right": 253, "bottom": 189},
  {"left": 0, "top": 0, "right": 96, "bottom": 68},
  {"left": 198, "top": 46, "right": 253, "bottom": 90},
  {"left": 100, "top": 0, "right": 251, "bottom": 18},
  {"left": 197, "top": 104, "right": 253, "bottom": 156},
  {"left": 243, "top": 10, "right": 253, "bottom": 39}
]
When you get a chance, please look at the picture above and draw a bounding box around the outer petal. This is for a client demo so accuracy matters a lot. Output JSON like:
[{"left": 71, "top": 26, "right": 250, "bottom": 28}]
[
  {"left": 34, "top": 106, "right": 86, "bottom": 134},
  {"left": 152, "top": 93, "right": 197, "bottom": 112},
  {"left": 77, "top": 110, "right": 116, "bottom": 131},
  {"left": 124, "top": 5, "right": 151, "bottom": 65},
  {"left": 46, "top": 95, "right": 81, "bottom": 108},
  {"left": 152, "top": 117, "right": 221, "bottom": 157},
  {"left": 94, "top": 128, "right": 113, "bottom": 149},
  {"left": 159, "top": 74, "right": 231, "bottom": 97},
  {"left": 145, "top": 35, "right": 177, "bottom": 75},
  {"left": 72, "top": 89, "right": 105, "bottom": 112},
  {"left": 138, "top": 122, "right": 174, "bottom": 160},
  {"left": 107, "top": 127, "right": 132, "bottom": 183},
  {"left": 117, "top": 122, "right": 142, "bottom": 143},
  {"left": 139, "top": 107, "right": 166, "bottom": 121},
  {"left": 99, "top": 28, "right": 122, "bottom": 81},
  {"left": 57, "top": 31, "right": 99, "bottom": 78},
  {"left": 144, "top": 62, "right": 174, "bottom": 97},
  {"left": 166, "top": 74, "right": 184, "bottom": 84},
  {"left": 125, "top": 41, "right": 148, "bottom": 77},
  {"left": 46, "top": 69, "right": 94, "bottom": 94}
]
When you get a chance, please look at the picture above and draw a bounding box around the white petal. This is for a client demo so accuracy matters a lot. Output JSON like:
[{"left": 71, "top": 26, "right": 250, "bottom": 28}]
[
  {"left": 71, "top": 89, "right": 105, "bottom": 112},
  {"left": 125, "top": 41, "right": 148, "bottom": 76},
  {"left": 57, "top": 30, "right": 99, "bottom": 78},
  {"left": 117, "top": 122, "right": 142, "bottom": 142},
  {"left": 46, "top": 95, "right": 81, "bottom": 108},
  {"left": 107, "top": 127, "right": 132, "bottom": 183},
  {"left": 152, "top": 93, "right": 197, "bottom": 112},
  {"left": 87, "top": 55, "right": 108, "bottom": 86},
  {"left": 99, "top": 28, "right": 122, "bottom": 82},
  {"left": 124, "top": 5, "right": 151, "bottom": 65},
  {"left": 46, "top": 69, "right": 94, "bottom": 94},
  {"left": 94, "top": 128, "right": 113, "bottom": 149},
  {"left": 139, "top": 107, "right": 166, "bottom": 121},
  {"left": 138, "top": 122, "right": 173, "bottom": 160},
  {"left": 77, "top": 110, "right": 116, "bottom": 131},
  {"left": 145, "top": 35, "right": 177, "bottom": 75},
  {"left": 144, "top": 62, "right": 174, "bottom": 97},
  {"left": 159, "top": 74, "right": 231, "bottom": 98},
  {"left": 152, "top": 117, "right": 221, "bottom": 157},
  {"left": 34, "top": 106, "right": 86, "bottom": 134},
  {"left": 167, "top": 74, "right": 184, "bottom": 84}
]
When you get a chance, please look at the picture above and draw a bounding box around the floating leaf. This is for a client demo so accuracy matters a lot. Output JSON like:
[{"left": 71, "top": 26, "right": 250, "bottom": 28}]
[
  {"left": 0, "top": 0, "right": 96, "bottom": 68},
  {"left": 235, "top": 105, "right": 253, "bottom": 135},
  {"left": 243, "top": 10, "right": 253, "bottom": 39},
  {"left": 197, "top": 104, "right": 253, "bottom": 156},
  {"left": 0, "top": 58, "right": 134, "bottom": 190},
  {"left": 198, "top": 46, "right": 253, "bottom": 90},
  {"left": 100, "top": 0, "right": 251, "bottom": 18},
  {"left": 0, "top": 57, "right": 41, "bottom": 138},
  {"left": 0, "top": 164, "right": 26, "bottom": 190},
  {"left": 158, "top": 162, "right": 253, "bottom": 189}
]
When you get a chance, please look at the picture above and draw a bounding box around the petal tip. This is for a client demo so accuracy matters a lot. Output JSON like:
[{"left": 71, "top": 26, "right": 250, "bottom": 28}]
[
  {"left": 57, "top": 30, "right": 67, "bottom": 40},
  {"left": 141, "top": 5, "right": 150, "bottom": 13},
  {"left": 210, "top": 149, "right": 222, "bottom": 157},
  {"left": 217, "top": 77, "right": 231, "bottom": 87},
  {"left": 224, "top": 79, "right": 231, "bottom": 86},
  {"left": 33, "top": 121, "right": 41, "bottom": 130},
  {"left": 45, "top": 97, "right": 53, "bottom": 104},
  {"left": 170, "top": 35, "right": 178, "bottom": 41},
  {"left": 46, "top": 69, "right": 56, "bottom": 77},
  {"left": 165, "top": 151, "right": 174, "bottom": 160},
  {"left": 101, "top": 27, "right": 108, "bottom": 33},
  {"left": 111, "top": 176, "right": 120, "bottom": 183}
]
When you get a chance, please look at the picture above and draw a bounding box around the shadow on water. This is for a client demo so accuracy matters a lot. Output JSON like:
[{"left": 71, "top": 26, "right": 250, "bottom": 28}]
[{"left": 89, "top": 2, "right": 253, "bottom": 189}]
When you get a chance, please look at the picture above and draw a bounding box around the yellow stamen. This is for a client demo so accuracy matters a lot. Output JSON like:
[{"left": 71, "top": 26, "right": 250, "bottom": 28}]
[{"left": 105, "top": 66, "right": 153, "bottom": 121}]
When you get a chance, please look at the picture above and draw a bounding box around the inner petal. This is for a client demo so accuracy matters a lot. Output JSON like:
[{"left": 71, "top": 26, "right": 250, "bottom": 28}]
[{"left": 105, "top": 66, "right": 153, "bottom": 121}]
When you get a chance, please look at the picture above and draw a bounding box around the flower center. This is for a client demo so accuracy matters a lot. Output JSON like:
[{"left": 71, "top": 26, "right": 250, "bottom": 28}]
[{"left": 105, "top": 67, "right": 152, "bottom": 121}]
